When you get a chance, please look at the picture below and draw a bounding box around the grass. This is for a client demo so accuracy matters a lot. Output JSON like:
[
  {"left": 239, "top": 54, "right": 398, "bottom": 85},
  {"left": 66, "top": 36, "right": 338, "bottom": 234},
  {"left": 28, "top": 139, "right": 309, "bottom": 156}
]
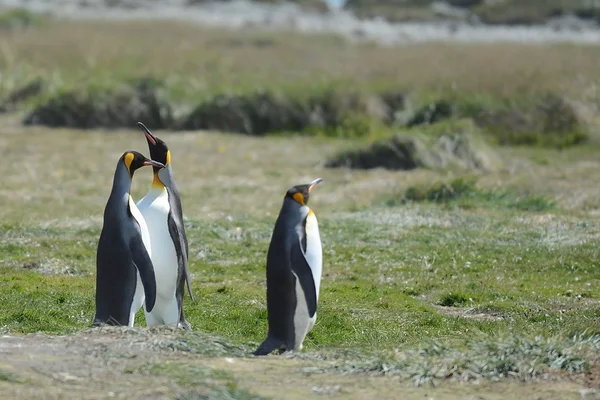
[
  {"left": 1, "top": 126, "right": 600, "bottom": 353},
  {"left": 325, "top": 333, "right": 600, "bottom": 386},
  {"left": 394, "top": 177, "right": 557, "bottom": 211},
  {"left": 133, "top": 362, "right": 269, "bottom": 399},
  {"left": 0, "top": 370, "right": 22, "bottom": 384}
]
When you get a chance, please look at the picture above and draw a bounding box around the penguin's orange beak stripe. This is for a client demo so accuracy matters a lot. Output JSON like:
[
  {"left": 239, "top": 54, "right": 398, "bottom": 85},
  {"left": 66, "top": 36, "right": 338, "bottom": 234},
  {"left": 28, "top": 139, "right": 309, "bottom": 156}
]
[{"left": 143, "top": 160, "right": 164, "bottom": 168}]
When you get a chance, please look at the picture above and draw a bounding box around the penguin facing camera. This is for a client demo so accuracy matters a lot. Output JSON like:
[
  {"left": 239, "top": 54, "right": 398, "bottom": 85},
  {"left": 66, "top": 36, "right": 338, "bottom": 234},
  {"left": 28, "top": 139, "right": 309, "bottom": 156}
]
[
  {"left": 254, "top": 178, "right": 324, "bottom": 356},
  {"left": 135, "top": 122, "right": 194, "bottom": 330},
  {"left": 93, "top": 151, "right": 164, "bottom": 328}
]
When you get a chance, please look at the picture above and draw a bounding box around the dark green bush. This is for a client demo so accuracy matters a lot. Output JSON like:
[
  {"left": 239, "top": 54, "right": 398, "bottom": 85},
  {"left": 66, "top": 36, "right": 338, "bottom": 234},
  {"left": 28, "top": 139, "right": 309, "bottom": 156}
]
[{"left": 23, "top": 79, "right": 173, "bottom": 129}]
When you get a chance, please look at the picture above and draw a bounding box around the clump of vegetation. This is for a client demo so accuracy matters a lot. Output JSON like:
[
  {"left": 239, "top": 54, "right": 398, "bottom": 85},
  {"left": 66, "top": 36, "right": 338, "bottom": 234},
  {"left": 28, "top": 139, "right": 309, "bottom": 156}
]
[
  {"left": 475, "top": 0, "right": 600, "bottom": 25},
  {"left": 326, "top": 133, "right": 424, "bottom": 170},
  {"left": 326, "top": 119, "right": 502, "bottom": 172},
  {"left": 23, "top": 79, "right": 173, "bottom": 129},
  {"left": 471, "top": 94, "right": 588, "bottom": 148},
  {"left": 408, "top": 94, "right": 588, "bottom": 148},
  {"left": 0, "top": 78, "right": 44, "bottom": 113},
  {"left": 22, "top": 81, "right": 409, "bottom": 136},
  {"left": 344, "top": 0, "right": 600, "bottom": 25},
  {"left": 0, "top": 369, "right": 22, "bottom": 383},
  {"left": 152, "top": 329, "right": 252, "bottom": 357},
  {"left": 398, "top": 177, "right": 556, "bottom": 211},
  {"left": 328, "top": 334, "right": 600, "bottom": 386},
  {"left": 0, "top": 8, "right": 43, "bottom": 31},
  {"left": 406, "top": 99, "right": 455, "bottom": 127},
  {"left": 438, "top": 292, "right": 471, "bottom": 307},
  {"left": 178, "top": 89, "right": 311, "bottom": 135},
  {"left": 179, "top": 88, "right": 401, "bottom": 136}
]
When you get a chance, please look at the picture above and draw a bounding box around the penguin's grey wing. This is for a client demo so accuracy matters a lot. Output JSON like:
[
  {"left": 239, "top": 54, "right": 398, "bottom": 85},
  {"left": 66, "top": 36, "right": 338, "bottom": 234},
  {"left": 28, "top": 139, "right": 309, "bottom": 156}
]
[
  {"left": 128, "top": 223, "right": 157, "bottom": 312},
  {"left": 290, "top": 219, "right": 317, "bottom": 317},
  {"left": 167, "top": 189, "right": 194, "bottom": 302}
]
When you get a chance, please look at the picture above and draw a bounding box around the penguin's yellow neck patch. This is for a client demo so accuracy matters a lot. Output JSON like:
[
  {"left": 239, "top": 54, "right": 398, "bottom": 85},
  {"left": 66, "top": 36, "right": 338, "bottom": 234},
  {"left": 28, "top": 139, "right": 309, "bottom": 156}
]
[
  {"left": 165, "top": 150, "right": 171, "bottom": 166},
  {"left": 124, "top": 152, "right": 134, "bottom": 171},
  {"left": 152, "top": 172, "right": 165, "bottom": 188},
  {"left": 293, "top": 192, "right": 305, "bottom": 205}
]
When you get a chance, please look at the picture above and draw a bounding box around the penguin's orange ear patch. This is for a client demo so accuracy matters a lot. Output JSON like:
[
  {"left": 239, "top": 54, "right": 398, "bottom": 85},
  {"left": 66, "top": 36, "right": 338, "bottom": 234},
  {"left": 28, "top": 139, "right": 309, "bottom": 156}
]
[
  {"left": 165, "top": 150, "right": 171, "bottom": 166},
  {"left": 293, "top": 192, "right": 305, "bottom": 205},
  {"left": 124, "top": 152, "right": 135, "bottom": 170}
]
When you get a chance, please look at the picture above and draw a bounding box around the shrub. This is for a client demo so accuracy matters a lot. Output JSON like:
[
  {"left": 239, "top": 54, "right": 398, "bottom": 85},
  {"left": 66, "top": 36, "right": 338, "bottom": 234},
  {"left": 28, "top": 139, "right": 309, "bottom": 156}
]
[{"left": 23, "top": 79, "right": 173, "bottom": 129}]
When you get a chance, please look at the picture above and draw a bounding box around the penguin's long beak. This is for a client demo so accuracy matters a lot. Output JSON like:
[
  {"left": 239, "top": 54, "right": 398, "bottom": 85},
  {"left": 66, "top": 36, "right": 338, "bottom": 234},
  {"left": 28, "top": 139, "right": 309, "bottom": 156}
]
[
  {"left": 308, "top": 177, "right": 324, "bottom": 192},
  {"left": 144, "top": 159, "right": 165, "bottom": 168},
  {"left": 137, "top": 121, "right": 157, "bottom": 146}
]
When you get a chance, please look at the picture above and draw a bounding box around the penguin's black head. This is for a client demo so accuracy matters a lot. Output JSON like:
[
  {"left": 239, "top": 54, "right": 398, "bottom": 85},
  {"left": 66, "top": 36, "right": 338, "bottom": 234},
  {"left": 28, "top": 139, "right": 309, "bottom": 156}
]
[
  {"left": 137, "top": 121, "right": 170, "bottom": 174},
  {"left": 285, "top": 178, "right": 324, "bottom": 206},
  {"left": 121, "top": 150, "right": 164, "bottom": 178}
]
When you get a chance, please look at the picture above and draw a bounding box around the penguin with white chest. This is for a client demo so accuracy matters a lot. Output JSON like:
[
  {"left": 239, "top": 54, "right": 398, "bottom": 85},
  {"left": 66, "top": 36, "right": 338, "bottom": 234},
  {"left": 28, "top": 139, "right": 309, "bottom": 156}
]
[
  {"left": 135, "top": 122, "right": 194, "bottom": 330},
  {"left": 93, "top": 151, "right": 164, "bottom": 327},
  {"left": 254, "top": 178, "right": 324, "bottom": 356}
]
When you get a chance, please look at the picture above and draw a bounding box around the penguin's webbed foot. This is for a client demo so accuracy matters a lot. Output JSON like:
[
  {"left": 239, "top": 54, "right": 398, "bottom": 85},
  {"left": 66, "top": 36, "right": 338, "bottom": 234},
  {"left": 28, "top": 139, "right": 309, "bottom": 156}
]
[{"left": 178, "top": 320, "right": 192, "bottom": 331}]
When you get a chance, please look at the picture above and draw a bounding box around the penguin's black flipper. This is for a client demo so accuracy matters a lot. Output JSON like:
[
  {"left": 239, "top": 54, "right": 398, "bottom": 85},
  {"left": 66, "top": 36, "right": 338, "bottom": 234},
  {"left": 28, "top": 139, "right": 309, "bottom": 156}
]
[
  {"left": 290, "top": 228, "right": 318, "bottom": 317},
  {"left": 254, "top": 336, "right": 286, "bottom": 356},
  {"left": 129, "top": 233, "right": 157, "bottom": 313},
  {"left": 167, "top": 206, "right": 194, "bottom": 302}
]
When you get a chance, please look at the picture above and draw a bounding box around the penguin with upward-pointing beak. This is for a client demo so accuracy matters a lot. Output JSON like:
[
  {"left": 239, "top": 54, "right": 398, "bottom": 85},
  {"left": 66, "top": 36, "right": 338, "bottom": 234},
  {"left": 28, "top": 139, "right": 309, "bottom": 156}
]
[
  {"left": 254, "top": 178, "right": 324, "bottom": 356},
  {"left": 93, "top": 151, "right": 164, "bottom": 328},
  {"left": 135, "top": 122, "right": 194, "bottom": 330}
]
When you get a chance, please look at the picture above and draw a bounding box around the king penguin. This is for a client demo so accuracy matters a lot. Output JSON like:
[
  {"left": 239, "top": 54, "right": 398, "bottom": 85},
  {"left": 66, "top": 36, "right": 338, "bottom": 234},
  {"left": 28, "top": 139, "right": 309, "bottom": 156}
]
[
  {"left": 135, "top": 122, "right": 194, "bottom": 330},
  {"left": 254, "top": 178, "right": 324, "bottom": 356},
  {"left": 93, "top": 151, "right": 164, "bottom": 328}
]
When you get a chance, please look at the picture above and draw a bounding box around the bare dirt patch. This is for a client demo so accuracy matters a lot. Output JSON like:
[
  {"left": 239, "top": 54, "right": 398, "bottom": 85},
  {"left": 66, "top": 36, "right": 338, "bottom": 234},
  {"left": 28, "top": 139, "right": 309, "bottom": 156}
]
[
  {"left": 0, "top": 328, "right": 598, "bottom": 400},
  {"left": 432, "top": 305, "right": 505, "bottom": 322}
]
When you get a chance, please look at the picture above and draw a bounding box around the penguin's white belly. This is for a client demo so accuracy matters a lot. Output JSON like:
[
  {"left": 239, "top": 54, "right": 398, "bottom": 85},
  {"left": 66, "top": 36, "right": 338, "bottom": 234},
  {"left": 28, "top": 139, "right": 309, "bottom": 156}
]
[
  {"left": 304, "top": 212, "right": 322, "bottom": 300},
  {"left": 292, "top": 272, "right": 313, "bottom": 352},
  {"left": 291, "top": 210, "right": 322, "bottom": 350},
  {"left": 128, "top": 196, "right": 151, "bottom": 325},
  {"left": 137, "top": 189, "right": 179, "bottom": 299},
  {"left": 129, "top": 196, "right": 152, "bottom": 254}
]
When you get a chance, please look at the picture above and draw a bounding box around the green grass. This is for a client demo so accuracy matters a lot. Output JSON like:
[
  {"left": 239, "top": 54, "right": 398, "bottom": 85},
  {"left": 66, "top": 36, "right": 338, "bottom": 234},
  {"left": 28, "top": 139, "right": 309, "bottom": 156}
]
[
  {"left": 393, "top": 177, "right": 557, "bottom": 211},
  {"left": 2, "top": 204, "right": 599, "bottom": 350},
  {"left": 0, "top": 370, "right": 22, "bottom": 384}
]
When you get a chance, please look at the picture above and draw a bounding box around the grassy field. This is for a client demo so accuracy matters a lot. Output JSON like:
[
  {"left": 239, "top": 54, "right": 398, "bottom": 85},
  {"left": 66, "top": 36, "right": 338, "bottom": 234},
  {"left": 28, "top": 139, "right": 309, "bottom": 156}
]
[{"left": 1, "top": 14, "right": 600, "bottom": 400}]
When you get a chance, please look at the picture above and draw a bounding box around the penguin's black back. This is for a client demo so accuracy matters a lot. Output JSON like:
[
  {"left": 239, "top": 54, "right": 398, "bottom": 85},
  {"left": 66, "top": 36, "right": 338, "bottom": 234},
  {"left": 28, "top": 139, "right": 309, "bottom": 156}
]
[
  {"left": 93, "top": 160, "right": 157, "bottom": 327},
  {"left": 259, "top": 209, "right": 300, "bottom": 353},
  {"left": 93, "top": 215, "right": 139, "bottom": 326},
  {"left": 163, "top": 176, "right": 194, "bottom": 329}
]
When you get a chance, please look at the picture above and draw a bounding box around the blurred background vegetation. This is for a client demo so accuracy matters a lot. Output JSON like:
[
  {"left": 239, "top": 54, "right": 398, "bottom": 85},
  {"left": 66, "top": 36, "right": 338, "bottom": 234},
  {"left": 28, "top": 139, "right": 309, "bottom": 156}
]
[{"left": 0, "top": 1, "right": 599, "bottom": 167}]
